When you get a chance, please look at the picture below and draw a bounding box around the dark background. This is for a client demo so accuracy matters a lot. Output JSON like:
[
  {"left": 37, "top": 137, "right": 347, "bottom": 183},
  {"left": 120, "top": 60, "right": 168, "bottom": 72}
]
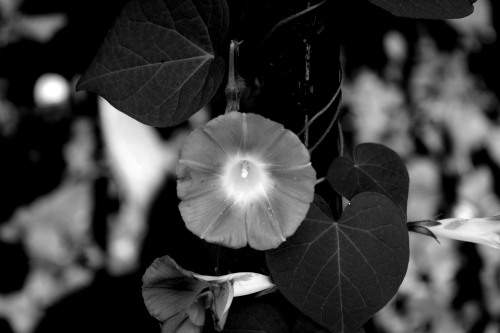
[{"left": 1, "top": 0, "right": 500, "bottom": 332}]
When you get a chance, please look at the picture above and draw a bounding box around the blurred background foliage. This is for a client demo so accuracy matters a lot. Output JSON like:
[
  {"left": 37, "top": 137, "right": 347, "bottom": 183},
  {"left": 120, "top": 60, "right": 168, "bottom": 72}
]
[{"left": 1, "top": 0, "right": 500, "bottom": 332}]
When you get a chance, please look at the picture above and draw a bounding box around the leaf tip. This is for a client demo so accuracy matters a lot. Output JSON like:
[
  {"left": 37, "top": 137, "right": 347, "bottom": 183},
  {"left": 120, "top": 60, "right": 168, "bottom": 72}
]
[{"left": 74, "top": 73, "right": 89, "bottom": 93}]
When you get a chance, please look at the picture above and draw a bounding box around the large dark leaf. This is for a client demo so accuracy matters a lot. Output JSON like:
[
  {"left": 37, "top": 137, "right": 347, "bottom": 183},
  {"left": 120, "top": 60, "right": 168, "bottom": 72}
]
[
  {"left": 328, "top": 143, "right": 409, "bottom": 218},
  {"left": 291, "top": 315, "right": 331, "bottom": 333},
  {"left": 223, "top": 299, "right": 289, "bottom": 333},
  {"left": 367, "top": 0, "right": 475, "bottom": 19},
  {"left": 266, "top": 194, "right": 409, "bottom": 333},
  {"left": 77, "top": 0, "right": 228, "bottom": 127}
]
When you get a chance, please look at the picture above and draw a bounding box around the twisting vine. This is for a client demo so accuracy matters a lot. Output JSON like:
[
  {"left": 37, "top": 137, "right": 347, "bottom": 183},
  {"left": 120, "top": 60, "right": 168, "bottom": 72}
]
[
  {"left": 261, "top": 0, "right": 327, "bottom": 46},
  {"left": 298, "top": 69, "right": 343, "bottom": 137}
]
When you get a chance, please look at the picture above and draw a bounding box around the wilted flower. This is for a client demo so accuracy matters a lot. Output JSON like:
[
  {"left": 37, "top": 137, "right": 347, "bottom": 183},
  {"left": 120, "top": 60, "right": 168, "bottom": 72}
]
[
  {"left": 428, "top": 216, "right": 500, "bottom": 249},
  {"left": 177, "top": 111, "right": 316, "bottom": 250},
  {"left": 142, "top": 256, "right": 275, "bottom": 332}
]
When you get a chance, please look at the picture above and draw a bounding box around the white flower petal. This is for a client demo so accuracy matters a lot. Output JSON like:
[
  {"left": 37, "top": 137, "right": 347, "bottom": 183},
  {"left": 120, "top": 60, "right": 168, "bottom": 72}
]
[
  {"left": 193, "top": 272, "right": 275, "bottom": 297},
  {"left": 231, "top": 273, "right": 276, "bottom": 297},
  {"left": 213, "top": 281, "right": 233, "bottom": 331},
  {"left": 429, "top": 216, "right": 500, "bottom": 249}
]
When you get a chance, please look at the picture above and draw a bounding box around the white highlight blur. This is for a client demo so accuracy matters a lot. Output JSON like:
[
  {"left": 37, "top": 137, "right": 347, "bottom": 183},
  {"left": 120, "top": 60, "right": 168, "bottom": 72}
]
[{"left": 33, "top": 73, "right": 70, "bottom": 108}]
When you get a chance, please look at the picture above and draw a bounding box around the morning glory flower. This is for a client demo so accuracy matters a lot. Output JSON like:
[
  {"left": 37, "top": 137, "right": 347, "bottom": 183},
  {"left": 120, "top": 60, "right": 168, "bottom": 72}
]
[
  {"left": 142, "top": 256, "right": 275, "bottom": 332},
  {"left": 427, "top": 216, "right": 500, "bottom": 249},
  {"left": 177, "top": 111, "right": 316, "bottom": 250}
]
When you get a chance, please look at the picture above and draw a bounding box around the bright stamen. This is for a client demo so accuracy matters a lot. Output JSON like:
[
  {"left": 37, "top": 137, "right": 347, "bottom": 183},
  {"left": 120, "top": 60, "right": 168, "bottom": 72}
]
[
  {"left": 222, "top": 157, "right": 270, "bottom": 205},
  {"left": 241, "top": 161, "right": 249, "bottom": 179}
]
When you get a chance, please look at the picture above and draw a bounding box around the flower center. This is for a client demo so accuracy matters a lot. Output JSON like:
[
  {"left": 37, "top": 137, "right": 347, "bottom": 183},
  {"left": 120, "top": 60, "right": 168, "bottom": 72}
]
[
  {"left": 241, "top": 161, "right": 249, "bottom": 179},
  {"left": 222, "top": 157, "right": 270, "bottom": 205}
]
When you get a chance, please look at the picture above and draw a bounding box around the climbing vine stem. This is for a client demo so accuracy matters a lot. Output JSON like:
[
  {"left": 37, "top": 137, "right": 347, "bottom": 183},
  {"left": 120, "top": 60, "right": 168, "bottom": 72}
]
[
  {"left": 298, "top": 68, "right": 343, "bottom": 137},
  {"left": 338, "top": 121, "right": 344, "bottom": 157},
  {"left": 262, "top": 0, "right": 327, "bottom": 46},
  {"left": 308, "top": 89, "right": 342, "bottom": 153}
]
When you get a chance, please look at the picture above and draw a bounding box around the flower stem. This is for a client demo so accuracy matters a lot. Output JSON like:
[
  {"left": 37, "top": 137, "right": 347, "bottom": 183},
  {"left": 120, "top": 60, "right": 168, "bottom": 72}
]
[
  {"left": 315, "top": 176, "right": 326, "bottom": 185},
  {"left": 304, "top": 114, "right": 309, "bottom": 147}
]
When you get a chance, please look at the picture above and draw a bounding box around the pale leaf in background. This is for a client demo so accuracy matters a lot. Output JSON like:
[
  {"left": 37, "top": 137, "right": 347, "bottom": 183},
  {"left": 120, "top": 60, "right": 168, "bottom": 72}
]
[
  {"left": 13, "top": 14, "right": 67, "bottom": 44},
  {"left": 98, "top": 97, "right": 182, "bottom": 274}
]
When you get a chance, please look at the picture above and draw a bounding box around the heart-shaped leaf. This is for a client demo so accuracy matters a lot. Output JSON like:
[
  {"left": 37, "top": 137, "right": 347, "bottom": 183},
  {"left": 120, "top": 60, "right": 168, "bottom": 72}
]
[
  {"left": 266, "top": 194, "right": 409, "bottom": 333},
  {"left": 367, "top": 0, "right": 475, "bottom": 19},
  {"left": 77, "top": 0, "right": 228, "bottom": 127},
  {"left": 328, "top": 143, "right": 409, "bottom": 217}
]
